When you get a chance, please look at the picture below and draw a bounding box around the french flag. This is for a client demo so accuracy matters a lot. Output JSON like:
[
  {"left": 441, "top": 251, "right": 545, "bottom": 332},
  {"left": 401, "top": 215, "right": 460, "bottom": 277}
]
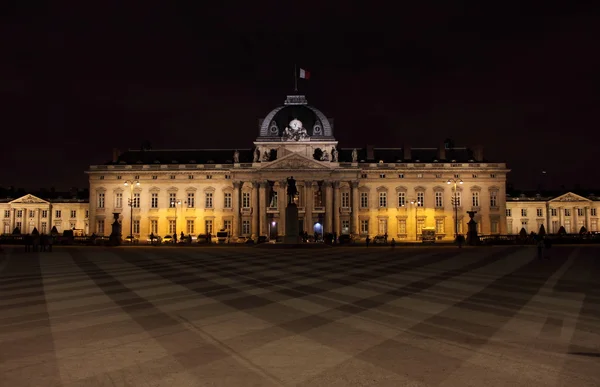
[{"left": 299, "top": 68, "right": 310, "bottom": 79}]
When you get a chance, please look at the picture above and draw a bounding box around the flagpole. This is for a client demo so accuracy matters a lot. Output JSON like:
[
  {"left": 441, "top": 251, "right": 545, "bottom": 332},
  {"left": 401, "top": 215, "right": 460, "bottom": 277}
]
[{"left": 294, "top": 64, "right": 298, "bottom": 92}]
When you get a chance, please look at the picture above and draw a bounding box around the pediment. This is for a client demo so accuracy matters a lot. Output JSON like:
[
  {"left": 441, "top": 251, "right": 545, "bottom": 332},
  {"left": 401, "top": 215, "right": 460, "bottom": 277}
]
[
  {"left": 549, "top": 192, "right": 591, "bottom": 203},
  {"left": 9, "top": 194, "right": 49, "bottom": 205},
  {"left": 259, "top": 152, "right": 333, "bottom": 170}
]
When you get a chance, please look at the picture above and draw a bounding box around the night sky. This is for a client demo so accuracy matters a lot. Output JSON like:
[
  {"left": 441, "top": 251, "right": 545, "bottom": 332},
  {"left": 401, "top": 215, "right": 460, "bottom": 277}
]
[{"left": 2, "top": 2, "right": 599, "bottom": 191}]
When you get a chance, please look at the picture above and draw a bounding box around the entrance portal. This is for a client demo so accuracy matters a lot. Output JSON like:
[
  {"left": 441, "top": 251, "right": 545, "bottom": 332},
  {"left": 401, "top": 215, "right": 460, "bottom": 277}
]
[
  {"left": 313, "top": 222, "right": 323, "bottom": 241},
  {"left": 269, "top": 221, "right": 278, "bottom": 240}
]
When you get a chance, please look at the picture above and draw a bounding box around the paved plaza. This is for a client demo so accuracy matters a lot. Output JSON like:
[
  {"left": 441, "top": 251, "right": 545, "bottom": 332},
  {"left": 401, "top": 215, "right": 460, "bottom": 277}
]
[{"left": 0, "top": 245, "right": 599, "bottom": 386}]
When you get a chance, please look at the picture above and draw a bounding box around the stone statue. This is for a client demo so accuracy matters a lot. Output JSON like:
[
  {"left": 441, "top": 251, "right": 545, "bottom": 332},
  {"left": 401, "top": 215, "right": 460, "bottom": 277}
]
[
  {"left": 286, "top": 176, "right": 298, "bottom": 204},
  {"left": 282, "top": 119, "right": 310, "bottom": 141},
  {"left": 352, "top": 148, "right": 358, "bottom": 162},
  {"left": 321, "top": 150, "right": 329, "bottom": 161},
  {"left": 233, "top": 150, "right": 239, "bottom": 163},
  {"left": 262, "top": 151, "right": 270, "bottom": 162},
  {"left": 331, "top": 147, "right": 338, "bottom": 162},
  {"left": 254, "top": 148, "right": 260, "bottom": 162}
]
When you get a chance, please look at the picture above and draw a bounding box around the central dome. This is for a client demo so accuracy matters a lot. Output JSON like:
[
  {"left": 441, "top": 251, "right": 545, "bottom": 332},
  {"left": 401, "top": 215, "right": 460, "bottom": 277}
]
[{"left": 257, "top": 95, "right": 334, "bottom": 141}]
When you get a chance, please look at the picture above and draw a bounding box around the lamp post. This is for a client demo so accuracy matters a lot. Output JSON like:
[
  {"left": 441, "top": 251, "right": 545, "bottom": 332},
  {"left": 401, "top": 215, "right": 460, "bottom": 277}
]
[
  {"left": 409, "top": 199, "right": 421, "bottom": 241},
  {"left": 447, "top": 178, "right": 463, "bottom": 239},
  {"left": 124, "top": 180, "right": 140, "bottom": 240},
  {"left": 170, "top": 198, "right": 182, "bottom": 236}
]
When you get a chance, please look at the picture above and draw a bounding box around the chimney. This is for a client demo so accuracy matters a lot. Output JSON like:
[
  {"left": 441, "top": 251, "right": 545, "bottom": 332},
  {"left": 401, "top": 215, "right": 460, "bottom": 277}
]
[
  {"left": 112, "top": 148, "right": 121, "bottom": 163},
  {"left": 473, "top": 145, "right": 483, "bottom": 162},
  {"left": 366, "top": 145, "right": 374, "bottom": 160},
  {"left": 437, "top": 142, "right": 446, "bottom": 160},
  {"left": 403, "top": 144, "right": 411, "bottom": 161}
]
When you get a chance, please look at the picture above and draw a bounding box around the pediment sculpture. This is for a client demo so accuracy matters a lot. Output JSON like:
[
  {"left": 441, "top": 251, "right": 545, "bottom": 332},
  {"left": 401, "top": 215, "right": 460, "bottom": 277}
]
[{"left": 263, "top": 155, "right": 329, "bottom": 170}]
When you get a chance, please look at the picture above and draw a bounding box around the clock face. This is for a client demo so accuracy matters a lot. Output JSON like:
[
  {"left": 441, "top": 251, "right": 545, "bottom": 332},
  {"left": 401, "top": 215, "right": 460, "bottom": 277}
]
[{"left": 289, "top": 119, "right": 302, "bottom": 130}]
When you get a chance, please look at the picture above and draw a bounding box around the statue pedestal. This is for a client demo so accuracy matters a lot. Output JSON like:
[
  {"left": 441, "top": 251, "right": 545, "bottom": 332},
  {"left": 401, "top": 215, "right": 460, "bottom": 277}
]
[
  {"left": 283, "top": 203, "right": 301, "bottom": 244},
  {"left": 109, "top": 212, "right": 122, "bottom": 246},
  {"left": 466, "top": 211, "right": 479, "bottom": 246}
]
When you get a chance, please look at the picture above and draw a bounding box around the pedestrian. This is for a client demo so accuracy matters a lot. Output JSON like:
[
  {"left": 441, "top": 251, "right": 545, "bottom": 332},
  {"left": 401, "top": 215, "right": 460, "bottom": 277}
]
[
  {"left": 365, "top": 235, "right": 370, "bottom": 247},
  {"left": 391, "top": 238, "right": 396, "bottom": 248}
]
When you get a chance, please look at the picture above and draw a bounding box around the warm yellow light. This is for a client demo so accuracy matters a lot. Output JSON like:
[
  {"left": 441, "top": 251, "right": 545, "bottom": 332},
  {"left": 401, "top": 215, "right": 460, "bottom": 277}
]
[
  {"left": 446, "top": 180, "right": 451, "bottom": 184},
  {"left": 136, "top": 182, "right": 140, "bottom": 186},
  {"left": 124, "top": 182, "right": 129, "bottom": 186},
  {"left": 459, "top": 180, "right": 463, "bottom": 184}
]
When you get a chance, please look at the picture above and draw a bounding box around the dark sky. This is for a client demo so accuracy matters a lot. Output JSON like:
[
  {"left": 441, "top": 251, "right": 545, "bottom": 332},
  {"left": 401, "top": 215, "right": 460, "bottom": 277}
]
[{"left": 2, "top": 2, "right": 599, "bottom": 191}]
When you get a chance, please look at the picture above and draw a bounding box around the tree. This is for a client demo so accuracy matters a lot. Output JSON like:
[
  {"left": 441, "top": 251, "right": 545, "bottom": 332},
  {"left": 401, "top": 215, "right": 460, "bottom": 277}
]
[
  {"left": 579, "top": 226, "right": 587, "bottom": 234},
  {"left": 557, "top": 226, "right": 567, "bottom": 236},
  {"left": 50, "top": 226, "right": 59, "bottom": 236},
  {"left": 538, "top": 224, "right": 546, "bottom": 237},
  {"left": 12, "top": 227, "right": 21, "bottom": 235},
  {"left": 519, "top": 227, "right": 528, "bottom": 239}
]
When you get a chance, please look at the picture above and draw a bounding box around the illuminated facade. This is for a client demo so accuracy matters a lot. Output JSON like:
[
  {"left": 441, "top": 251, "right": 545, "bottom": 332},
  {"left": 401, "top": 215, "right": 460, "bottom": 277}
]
[
  {"left": 0, "top": 194, "right": 89, "bottom": 235},
  {"left": 505, "top": 192, "right": 600, "bottom": 234},
  {"left": 87, "top": 94, "right": 510, "bottom": 241}
]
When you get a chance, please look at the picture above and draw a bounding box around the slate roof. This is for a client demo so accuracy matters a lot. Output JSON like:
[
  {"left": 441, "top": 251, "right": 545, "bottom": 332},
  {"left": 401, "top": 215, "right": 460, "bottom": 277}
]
[
  {"left": 506, "top": 189, "right": 600, "bottom": 201},
  {"left": 110, "top": 149, "right": 254, "bottom": 165},
  {"left": 338, "top": 147, "right": 478, "bottom": 163}
]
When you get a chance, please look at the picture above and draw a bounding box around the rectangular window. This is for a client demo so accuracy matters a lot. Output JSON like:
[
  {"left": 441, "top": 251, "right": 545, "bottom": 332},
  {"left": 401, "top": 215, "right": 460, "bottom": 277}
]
[
  {"left": 41, "top": 222, "right": 47, "bottom": 234},
  {"left": 491, "top": 220, "right": 499, "bottom": 234},
  {"left": 490, "top": 191, "right": 498, "bottom": 207},
  {"left": 151, "top": 193, "right": 158, "bottom": 208},
  {"left": 536, "top": 208, "right": 543, "bottom": 217},
  {"left": 133, "top": 220, "right": 140, "bottom": 234},
  {"left": 435, "top": 219, "right": 444, "bottom": 234},
  {"left": 417, "top": 173, "right": 423, "bottom": 178},
  {"left": 205, "top": 192, "right": 213, "bottom": 208},
  {"left": 170, "top": 175, "right": 176, "bottom": 180},
  {"left": 472, "top": 192, "right": 480, "bottom": 207},
  {"left": 577, "top": 208, "right": 584, "bottom": 216},
  {"left": 521, "top": 209, "right": 527, "bottom": 217},
  {"left": 70, "top": 210, "right": 77, "bottom": 218},
  {"left": 16, "top": 210, "right": 23, "bottom": 218},
  {"left": 150, "top": 219, "right": 158, "bottom": 234},
  {"left": 490, "top": 173, "right": 496, "bottom": 178},
  {"left": 435, "top": 192, "right": 443, "bottom": 208},
  {"left": 416, "top": 192, "right": 424, "bottom": 207},
  {"left": 242, "top": 220, "right": 251, "bottom": 235},
  {"left": 224, "top": 192, "right": 232, "bottom": 208},
  {"left": 206, "top": 175, "right": 213, "bottom": 179},
  {"left": 398, "top": 219, "right": 406, "bottom": 234},
  {"left": 223, "top": 219, "right": 232, "bottom": 233},
  {"left": 134, "top": 175, "right": 140, "bottom": 180},
  {"left": 360, "top": 219, "right": 369, "bottom": 234},
  {"left": 378, "top": 218, "right": 388, "bottom": 235},
  {"left": 4, "top": 209, "right": 10, "bottom": 218},
  {"left": 551, "top": 208, "right": 557, "bottom": 216},
  {"left": 242, "top": 192, "right": 251, "bottom": 208},
  {"left": 564, "top": 208, "right": 571, "bottom": 217},
  {"left": 29, "top": 210, "right": 35, "bottom": 218},
  {"left": 16, "top": 221, "right": 22, "bottom": 230},
  {"left": 590, "top": 208, "right": 597, "bottom": 216},
  {"left": 398, "top": 173, "right": 404, "bottom": 178},
  {"left": 551, "top": 220, "right": 559, "bottom": 233},
  {"left": 378, "top": 192, "right": 387, "bottom": 208},
  {"left": 205, "top": 219, "right": 213, "bottom": 234},
  {"left": 42, "top": 210, "right": 48, "bottom": 218},
  {"left": 152, "top": 175, "right": 157, "bottom": 180},
  {"left": 341, "top": 192, "right": 350, "bottom": 208},
  {"left": 564, "top": 220, "right": 571, "bottom": 233},
  {"left": 97, "top": 219, "right": 105, "bottom": 235},
  {"left": 417, "top": 219, "right": 425, "bottom": 235},
  {"left": 187, "top": 192, "right": 195, "bottom": 208},
  {"left": 169, "top": 193, "right": 177, "bottom": 208},
  {"left": 452, "top": 191, "right": 461, "bottom": 207},
  {"left": 379, "top": 173, "right": 385, "bottom": 178},
  {"left": 341, "top": 220, "right": 350, "bottom": 234},
  {"left": 115, "top": 192, "right": 123, "bottom": 208},
  {"left": 85, "top": 210, "right": 89, "bottom": 218},
  {"left": 98, "top": 193, "right": 105, "bottom": 208},
  {"left": 55, "top": 210, "right": 62, "bottom": 218},
  {"left": 187, "top": 220, "right": 195, "bottom": 234},
  {"left": 397, "top": 192, "right": 405, "bottom": 207},
  {"left": 168, "top": 220, "right": 176, "bottom": 234},
  {"left": 360, "top": 192, "right": 368, "bottom": 208},
  {"left": 133, "top": 193, "right": 140, "bottom": 208},
  {"left": 506, "top": 209, "right": 512, "bottom": 217},
  {"left": 188, "top": 175, "right": 194, "bottom": 180},
  {"left": 472, "top": 174, "right": 478, "bottom": 178},
  {"left": 591, "top": 219, "right": 598, "bottom": 232},
  {"left": 454, "top": 174, "right": 460, "bottom": 178}
]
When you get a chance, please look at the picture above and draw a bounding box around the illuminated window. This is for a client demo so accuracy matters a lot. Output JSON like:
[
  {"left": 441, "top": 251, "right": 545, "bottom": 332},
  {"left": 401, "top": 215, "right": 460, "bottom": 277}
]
[
  {"left": 97, "top": 193, "right": 105, "bottom": 208},
  {"left": 360, "top": 219, "right": 369, "bottom": 234},
  {"left": 397, "top": 192, "right": 405, "bottom": 207},
  {"left": 168, "top": 220, "right": 176, "bottom": 234},
  {"left": 224, "top": 192, "right": 232, "bottom": 208},
  {"left": 150, "top": 220, "right": 158, "bottom": 234},
  {"left": 187, "top": 220, "right": 195, "bottom": 234},
  {"left": 378, "top": 192, "right": 387, "bottom": 208},
  {"left": 187, "top": 192, "right": 195, "bottom": 208},
  {"left": 416, "top": 192, "right": 424, "bottom": 207},
  {"left": 169, "top": 193, "right": 177, "bottom": 208},
  {"left": 205, "top": 219, "right": 213, "bottom": 234},
  {"left": 133, "top": 220, "right": 140, "bottom": 234},
  {"left": 242, "top": 220, "right": 251, "bottom": 235},
  {"left": 115, "top": 192, "right": 123, "bottom": 208}
]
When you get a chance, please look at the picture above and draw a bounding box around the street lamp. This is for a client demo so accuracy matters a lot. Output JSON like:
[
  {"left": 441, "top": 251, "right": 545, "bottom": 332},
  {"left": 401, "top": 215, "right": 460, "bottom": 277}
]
[
  {"left": 170, "top": 198, "right": 182, "bottom": 236},
  {"left": 447, "top": 178, "right": 463, "bottom": 239},
  {"left": 124, "top": 180, "right": 140, "bottom": 241},
  {"left": 409, "top": 199, "right": 421, "bottom": 241}
]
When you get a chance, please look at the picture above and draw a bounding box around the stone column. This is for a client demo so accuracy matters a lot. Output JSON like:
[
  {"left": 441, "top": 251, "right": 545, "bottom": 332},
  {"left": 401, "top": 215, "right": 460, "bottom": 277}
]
[
  {"left": 572, "top": 207, "right": 578, "bottom": 233},
  {"left": 251, "top": 181, "right": 259, "bottom": 237},
  {"left": 304, "top": 181, "right": 313, "bottom": 233},
  {"left": 351, "top": 181, "right": 359, "bottom": 235},
  {"left": 277, "top": 180, "right": 286, "bottom": 235},
  {"left": 333, "top": 182, "right": 341, "bottom": 235},
  {"left": 324, "top": 181, "right": 333, "bottom": 234},
  {"left": 232, "top": 181, "right": 241, "bottom": 237},
  {"left": 585, "top": 206, "right": 590, "bottom": 230},
  {"left": 558, "top": 206, "right": 563, "bottom": 230},
  {"left": 259, "top": 182, "right": 268, "bottom": 236},
  {"left": 23, "top": 209, "right": 27, "bottom": 234}
]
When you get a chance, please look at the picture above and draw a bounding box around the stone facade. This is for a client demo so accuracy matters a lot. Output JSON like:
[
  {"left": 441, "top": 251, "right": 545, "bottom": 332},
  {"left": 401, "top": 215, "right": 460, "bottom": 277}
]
[
  {"left": 505, "top": 192, "right": 600, "bottom": 234},
  {"left": 86, "top": 94, "right": 510, "bottom": 241},
  {"left": 0, "top": 194, "right": 89, "bottom": 235}
]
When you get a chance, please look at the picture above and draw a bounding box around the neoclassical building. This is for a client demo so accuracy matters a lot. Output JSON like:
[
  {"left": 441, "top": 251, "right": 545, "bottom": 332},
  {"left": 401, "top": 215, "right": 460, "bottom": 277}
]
[
  {"left": 0, "top": 192, "right": 89, "bottom": 235},
  {"left": 506, "top": 191, "right": 600, "bottom": 234},
  {"left": 86, "top": 94, "right": 510, "bottom": 241}
]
